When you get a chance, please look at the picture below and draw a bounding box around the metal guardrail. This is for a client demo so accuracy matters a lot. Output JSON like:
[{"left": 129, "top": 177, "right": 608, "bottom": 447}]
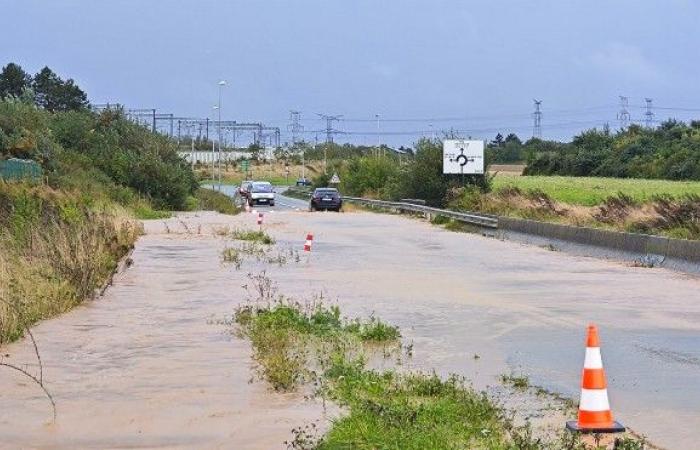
[{"left": 341, "top": 196, "right": 499, "bottom": 229}]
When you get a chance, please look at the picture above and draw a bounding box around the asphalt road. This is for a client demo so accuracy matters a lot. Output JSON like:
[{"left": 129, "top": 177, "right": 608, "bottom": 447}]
[
  {"left": 1, "top": 206, "right": 698, "bottom": 449},
  {"left": 211, "top": 184, "right": 308, "bottom": 211}
]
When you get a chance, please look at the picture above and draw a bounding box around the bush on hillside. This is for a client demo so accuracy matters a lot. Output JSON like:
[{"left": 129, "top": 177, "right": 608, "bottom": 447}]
[
  {"left": 0, "top": 99, "right": 198, "bottom": 210},
  {"left": 387, "top": 139, "right": 490, "bottom": 207}
]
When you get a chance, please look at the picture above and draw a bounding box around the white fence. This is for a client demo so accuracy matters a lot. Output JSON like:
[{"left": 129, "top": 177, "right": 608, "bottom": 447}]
[{"left": 178, "top": 149, "right": 276, "bottom": 164}]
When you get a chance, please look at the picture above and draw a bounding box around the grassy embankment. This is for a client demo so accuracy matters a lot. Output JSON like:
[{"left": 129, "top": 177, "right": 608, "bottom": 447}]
[
  {"left": 199, "top": 161, "right": 323, "bottom": 186},
  {"left": 449, "top": 175, "right": 700, "bottom": 240},
  {"left": 231, "top": 274, "right": 646, "bottom": 449},
  {"left": 0, "top": 184, "right": 139, "bottom": 344},
  {"left": 0, "top": 98, "right": 238, "bottom": 344}
]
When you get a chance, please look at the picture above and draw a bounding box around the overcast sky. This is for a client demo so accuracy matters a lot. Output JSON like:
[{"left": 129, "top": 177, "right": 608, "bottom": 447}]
[{"left": 2, "top": 0, "right": 700, "bottom": 147}]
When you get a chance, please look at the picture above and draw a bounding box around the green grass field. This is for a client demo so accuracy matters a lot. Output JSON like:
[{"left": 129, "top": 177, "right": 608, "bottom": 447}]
[{"left": 492, "top": 175, "right": 700, "bottom": 206}]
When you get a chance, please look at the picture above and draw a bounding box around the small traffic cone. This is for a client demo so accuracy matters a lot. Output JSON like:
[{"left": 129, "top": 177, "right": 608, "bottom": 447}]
[
  {"left": 303, "top": 233, "right": 313, "bottom": 252},
  {"left": 566, "top": 324, "right": 625, "bottom": 434}
]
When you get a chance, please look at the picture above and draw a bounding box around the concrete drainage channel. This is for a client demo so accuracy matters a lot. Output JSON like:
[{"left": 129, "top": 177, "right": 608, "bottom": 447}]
[{"left": 341, "top": 196, "right": 700, "bottom": 274}]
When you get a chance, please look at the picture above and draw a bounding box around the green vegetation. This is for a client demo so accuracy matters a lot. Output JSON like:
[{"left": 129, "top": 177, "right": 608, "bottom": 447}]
[
  {"left": 524, "top": 122, "right": 700, "bottom": 180},
  {"left": 450, "top": 180, "right": 700, "bottom": 239},
  {"left": 0, "top": 62, "right": 239, "bottom": 342},
  {"left": 234, "top": 297, "right": 399, "bottom": 391},
  {"left": 326, "top": 139, "right": 489, "bottom": 207},
  {"left": 318, "top": 366, "right": 527, "bottom": 450},
  {"left": 283, "top": 186, "right": 312, "bottom": 200},
  {"left": 500, "top": 373, "right": 531, "bottom": 390},
  {"left": 234, "top": 280, "right": 647, "bottom": 449},
  {"left": 492, "top": 175, "right": 700, "bottom": 206},
  {"left": 0, "top": 63, "right": 88, "bottom": 112},
  {"left": 192, "top": 188, "right": 238, "bottom": 214},
  {"left": 0, "top": 184, "right": 139, "bottom": 343},
  {"left": 230, "top": 229, "right": 275, "bottom": 245}
]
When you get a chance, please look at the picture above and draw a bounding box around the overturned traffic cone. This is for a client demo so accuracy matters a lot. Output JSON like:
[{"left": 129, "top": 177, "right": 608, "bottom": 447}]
[
  {"left": 303, "top": 233, "right": 313, "bottom": 252},
  {"left": 566, "top": 324, "right": 625, "bottom": 434}
]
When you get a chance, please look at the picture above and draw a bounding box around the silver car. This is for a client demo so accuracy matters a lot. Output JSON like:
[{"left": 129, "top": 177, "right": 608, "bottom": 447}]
[{"left": 248, "top": 182, "right": 275, "bottom": 206}]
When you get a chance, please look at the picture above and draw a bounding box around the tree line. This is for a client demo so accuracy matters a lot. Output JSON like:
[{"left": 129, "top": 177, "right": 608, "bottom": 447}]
[
  {"left": 0, "top": 62, "right": 197, "bottom": 210},
  {"left": 0, "top": 63, "right": 89, "bottom": 112}
]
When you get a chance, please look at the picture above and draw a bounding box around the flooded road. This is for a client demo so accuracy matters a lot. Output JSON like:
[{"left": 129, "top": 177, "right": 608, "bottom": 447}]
[{"left": 1, "top": 203, "right": 698, "bottom": 448}]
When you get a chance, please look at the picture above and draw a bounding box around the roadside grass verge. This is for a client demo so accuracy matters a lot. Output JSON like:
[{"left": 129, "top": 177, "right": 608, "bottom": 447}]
[
  {"left": 492, "top": 176, "right": 700, "bottom": 206},
  {"left": 318, "top": 365, "right": 530, "bottom": 450},
  {"left": 197, "top": 161, "right": 322, "bottom": 186},
  {"left": 0, "top": 184, "right": 140, "bottom": 344},
  {"left": 283, "top": 186, "right": 312, "bottom": 201},
  {"left": 190, "top": 188, "right": 239, "bottom": 215},
  {"left": 451, "top": 183, "right": 700, "bottom": 240}
]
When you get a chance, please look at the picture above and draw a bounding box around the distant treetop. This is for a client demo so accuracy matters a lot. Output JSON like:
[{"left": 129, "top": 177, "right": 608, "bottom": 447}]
[{"left": 0, "top": 62, "right": 89, "bottom": 112}]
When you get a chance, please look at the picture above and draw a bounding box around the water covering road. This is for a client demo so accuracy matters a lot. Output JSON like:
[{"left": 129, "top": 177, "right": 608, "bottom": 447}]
[{"left": 0, "top": 195, "right": 698, "bottom": 448}]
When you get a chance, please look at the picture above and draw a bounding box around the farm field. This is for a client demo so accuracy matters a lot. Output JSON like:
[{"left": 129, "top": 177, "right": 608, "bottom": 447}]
[{"left": 492, "top": 175, "right": 700, "bottom": 206}]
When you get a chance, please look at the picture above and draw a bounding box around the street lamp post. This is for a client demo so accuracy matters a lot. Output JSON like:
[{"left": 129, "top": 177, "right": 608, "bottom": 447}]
[
  {"left": 375, "top": 114, "right": 381, "bottom": 158},
  {"left": 217, "top": 80, "right": 226, "bottom": 192},
  {"left": 212, "top": 106, "right": 218, "bottom": 189}
]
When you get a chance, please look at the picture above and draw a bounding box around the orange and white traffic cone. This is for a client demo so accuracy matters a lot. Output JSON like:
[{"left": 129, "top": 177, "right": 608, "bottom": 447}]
[
  {"left": 566, "top": 324, "right": 625, "bottom": 434},
  {"left": 303, "top": 233, "right": 313, "bottom": 252}
]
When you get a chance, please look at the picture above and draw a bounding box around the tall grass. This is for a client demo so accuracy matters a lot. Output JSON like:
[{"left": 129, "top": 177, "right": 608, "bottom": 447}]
[
  {"left": 0, "top": 183, "right": 140, "bottom": 344},
  {"left": 493, "top": 175, "right": 700, "bottom": 206}
]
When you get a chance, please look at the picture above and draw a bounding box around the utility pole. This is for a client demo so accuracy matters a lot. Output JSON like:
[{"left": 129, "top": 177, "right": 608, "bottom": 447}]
[
  {"left": 288, "top": 110, "right": 303, "bottom": 144},
  {"left": 644, "top": 98, "right": 655, "bottom": 128},
  {"left": 618, "top": 96, "right": 631, "bottom": 129},
  {"left": 532, "top": 99, "right": 542, "bottom": 139},
  {"left": 152, "top": 109, "right": 156, "bottom": 133},
  {"left": 191, "top": 134, "right": 195, "bottom": 169},
  {"left": 288, "top": 110, "right": 305, "bottom": 179}
]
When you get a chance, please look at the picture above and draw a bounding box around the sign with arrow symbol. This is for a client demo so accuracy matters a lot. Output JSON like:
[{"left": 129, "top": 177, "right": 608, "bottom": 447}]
[{"left": 442, "top": 140, "right": 484, "bottom": 175}]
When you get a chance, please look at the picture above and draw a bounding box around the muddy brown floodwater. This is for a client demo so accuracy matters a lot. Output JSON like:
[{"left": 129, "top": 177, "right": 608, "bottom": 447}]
[{"left": 1, "top": 205, "right": 699, "bottom": 449}]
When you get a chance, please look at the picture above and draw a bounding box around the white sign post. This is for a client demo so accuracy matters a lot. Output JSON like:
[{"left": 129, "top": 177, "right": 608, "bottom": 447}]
[{"left": 443, "top": 140, "right": 485, "bottom": 175}]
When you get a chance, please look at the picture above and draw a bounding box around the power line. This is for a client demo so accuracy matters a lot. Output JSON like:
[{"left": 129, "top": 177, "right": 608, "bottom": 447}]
[{"left": 306, "top": 118, "right": 609, "bottom": 137}]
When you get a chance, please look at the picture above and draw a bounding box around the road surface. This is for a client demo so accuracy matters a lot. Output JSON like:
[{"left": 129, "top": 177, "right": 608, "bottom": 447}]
[{"left": 0, "top": 197, "right": 698, "bottom": 449}]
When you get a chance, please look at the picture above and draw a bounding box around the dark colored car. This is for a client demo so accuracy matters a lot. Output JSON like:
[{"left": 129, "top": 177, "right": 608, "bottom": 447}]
[
  {"left": 310, "top": 188, "right": 342, "bottom": 212},
  {"left": 239, "top": 180, "right": 253, "bottom": 199},
  {"left": 296, "top": 177, "right": 312, "bottom": 186}
]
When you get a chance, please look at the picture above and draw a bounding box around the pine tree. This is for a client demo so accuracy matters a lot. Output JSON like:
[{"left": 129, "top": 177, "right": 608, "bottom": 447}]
[{"left": 0, "top": 63, "right": 32, "bottom": 99}]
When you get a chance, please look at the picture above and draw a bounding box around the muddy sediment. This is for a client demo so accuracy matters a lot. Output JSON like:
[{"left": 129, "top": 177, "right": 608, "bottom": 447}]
[{"left": 0, "top": 207, "right": 698, "bottom": 448}]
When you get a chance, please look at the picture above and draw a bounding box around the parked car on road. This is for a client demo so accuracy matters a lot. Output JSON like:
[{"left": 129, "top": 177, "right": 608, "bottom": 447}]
[
  {"left": 249, "top": 181, "right": 276, "bottom": 206},
  {"left": 296, "top": 177, "right": 312, "bottom": 186},
  {"left": 310, "top": 188, "right": 342, "bottom": 212}
]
